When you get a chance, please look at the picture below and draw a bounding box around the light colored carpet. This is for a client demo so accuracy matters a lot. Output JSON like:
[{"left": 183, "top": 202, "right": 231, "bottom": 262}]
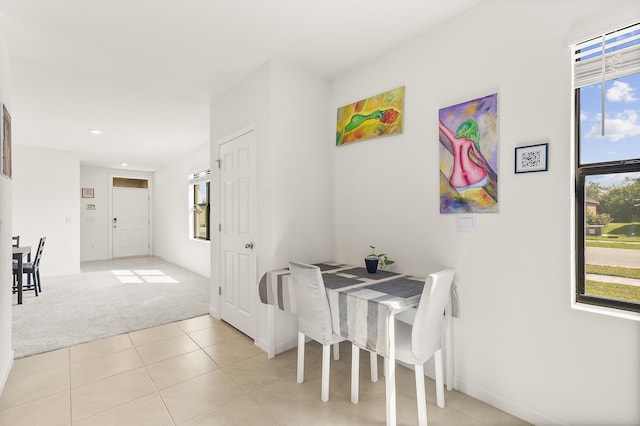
[{"left": 12, "top": 256, "right": 210, "bottom": 358}]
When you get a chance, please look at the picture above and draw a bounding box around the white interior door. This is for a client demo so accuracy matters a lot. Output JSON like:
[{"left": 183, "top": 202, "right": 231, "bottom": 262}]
[
  {"left": 112, "top": 187, "right": 149, "bottom": 258},
  {"left": 219, "top": 130, "right": 257, "bottom": 338}
]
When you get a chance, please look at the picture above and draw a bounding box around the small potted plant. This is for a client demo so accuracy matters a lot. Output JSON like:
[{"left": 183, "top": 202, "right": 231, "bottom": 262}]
[{"left": 365, "top": 245, "right": 395, "bottom": 273}]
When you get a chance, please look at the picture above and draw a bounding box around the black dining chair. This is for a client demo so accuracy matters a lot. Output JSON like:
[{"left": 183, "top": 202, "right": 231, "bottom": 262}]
[
  {"left": 12, "top": 236, "right": 20, "bottom": 287},
  {"left": 21, "top": 237, "right": 46, "bottom": 296}
]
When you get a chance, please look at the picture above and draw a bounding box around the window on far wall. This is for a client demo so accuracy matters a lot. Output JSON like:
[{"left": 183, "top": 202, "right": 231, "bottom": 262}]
[
  {"left": 189, "top": 169, "right": 211, "bottom": 241},
  {"left": 573, "top": 22, "right": 640, "bottom": 315}
]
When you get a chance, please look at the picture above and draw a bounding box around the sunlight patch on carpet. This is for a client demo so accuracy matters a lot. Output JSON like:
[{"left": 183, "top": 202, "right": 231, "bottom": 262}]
[
  {"left": 112, "top": 269, "right": 178, "bottom": 284},
  {"left": 142, "top": 275, "right": 178, "bottom": 283},
  {"left": 118, "top": 276, "right": 144, "bottom": 283},
  {"left": 134, "top": 270, "right": 165, "bottom": 275}
]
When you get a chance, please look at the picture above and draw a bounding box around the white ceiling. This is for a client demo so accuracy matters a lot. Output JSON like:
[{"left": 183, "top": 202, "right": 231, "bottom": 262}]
[{"left": 0, "top": 0, "right": 482, "bottom": 171}]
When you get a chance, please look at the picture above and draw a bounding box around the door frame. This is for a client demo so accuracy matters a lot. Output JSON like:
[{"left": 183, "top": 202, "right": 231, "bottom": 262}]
[
  {"left": 108, "top": 173, "right": 153, "bottom": 259},
  {"left": 212, "top": 125, "right": 258, "bottom": 324}
]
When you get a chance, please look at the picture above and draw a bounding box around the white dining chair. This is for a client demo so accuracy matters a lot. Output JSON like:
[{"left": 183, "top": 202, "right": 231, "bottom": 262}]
[
  {"left": 288, "top": 261, "right": 346, "bottom": 402},
  {"left": 394, "top": 269, "right": 455, "bottom": 426},
  {"left": 349, "top": 269, "right": 454, "bottom": 425}
]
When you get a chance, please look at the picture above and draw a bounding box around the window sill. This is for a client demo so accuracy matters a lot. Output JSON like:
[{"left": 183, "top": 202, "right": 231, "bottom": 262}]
[
  {"left": 190, "top": 238, "right": 211, "bottom": 244},
  {"left": 572, "top": 301, "right": 640, "bottom": 322}
]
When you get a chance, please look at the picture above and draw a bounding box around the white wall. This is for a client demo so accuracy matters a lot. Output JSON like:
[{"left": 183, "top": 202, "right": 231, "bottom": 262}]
[
  {"left": 80, "top": 166, "right": 153, "bottom": 261},
  {"left": 12, "top": 146, "right": 80, "bottom": 277},
  {"left": 0, "top": 29, "right": 13, "bottom": 395},
  {"left": 80, "top": 166, "right": 111, "bottom": 261},
  {"left": 210, "top": 61, "right": 271, "bottom": 320},
  {"left": 329, "top": 1, "right": 639, "bottom": 424},
  {"left": 269, "top": 60, "right": 333, "bottom": 267},
  {"left": 153, "top": 143, "right": 210, "bottom": 278},
  {"left": 210, "top": 59, "right": 332, "bottom": 351}
]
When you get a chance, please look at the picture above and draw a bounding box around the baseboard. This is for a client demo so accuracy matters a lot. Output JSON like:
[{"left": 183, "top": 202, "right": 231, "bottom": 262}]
[
  {"left": 208, "top": 305, "right": 220, "bottom": 320},
  {"left": 454, "top": 376, "right": 566, "bottom": 425},
  {"left": 254, "top": 335, "right": 297, "bottom": 356},
  {"left": 0, "top": 350, "right": 15, "bottom": 397},
  {"left": 254, "top": 336, "right": 268, "bottom": 354}
]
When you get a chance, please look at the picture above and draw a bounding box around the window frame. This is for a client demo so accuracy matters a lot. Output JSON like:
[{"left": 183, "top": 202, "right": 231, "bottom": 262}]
[
  {"left": 574, "top": 153, "right": 640, "bottom": 313},
  {"left": 192, "top": 181, "right": 210, "bottom": 241},
  {"left": 189, "top": 169, "right": 211, "bottom": 242},
  {"left": 573, "top": 32, "right": 640, "bottom": 315}
]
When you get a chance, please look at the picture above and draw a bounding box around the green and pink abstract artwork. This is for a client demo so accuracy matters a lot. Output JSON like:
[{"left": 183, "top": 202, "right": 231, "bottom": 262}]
[
  {"left": 439, "top": 93, "right": 498, "bottom": 214},
  {"left": 336, "top": 86, "right": 404, "bottom": 146}
]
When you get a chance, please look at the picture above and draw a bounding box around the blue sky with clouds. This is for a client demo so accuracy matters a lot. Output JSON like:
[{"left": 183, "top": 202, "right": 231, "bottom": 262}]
[
  {"left": 580, "top": 73, "right": 640, "bottom": 163},
  {"left": 580, "top": 73, "right": 640, "bottom": 187}
]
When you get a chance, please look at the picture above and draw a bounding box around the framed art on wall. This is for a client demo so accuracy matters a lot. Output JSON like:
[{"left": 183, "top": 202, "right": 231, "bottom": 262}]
[
  {"left": 82, "top": 188, "right": 95, "bottom": 198},
  {"left": 515, "top": 143, "right": 548, "bottom": 173},
  {"left": 439, "top": 93, "right": 499, "bottom": 214},
  {"left": 336, "top": 86, "right": 404, "bottom": 146}
]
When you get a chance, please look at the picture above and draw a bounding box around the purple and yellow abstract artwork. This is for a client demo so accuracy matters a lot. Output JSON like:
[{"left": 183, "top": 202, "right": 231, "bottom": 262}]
[
  {"left": 336, "top": 86, "right": 404, "bottom": 146},
  {"left": 439, "top": 93, "right": 498, "bottom": 214}
]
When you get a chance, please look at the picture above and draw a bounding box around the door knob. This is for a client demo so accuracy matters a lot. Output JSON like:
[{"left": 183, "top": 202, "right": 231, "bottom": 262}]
[{"left": 245, "top": 242, "right": 254, "bottom": 249}]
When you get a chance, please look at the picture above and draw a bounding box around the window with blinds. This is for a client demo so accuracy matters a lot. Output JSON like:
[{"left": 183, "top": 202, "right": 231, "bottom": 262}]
[
  {"left": 574, "top": 23, "right": 640, "bottom": 89},
  {"left": 573, "top": 22, "right": 640, "bottom": 316},
  {"left": 189, "top": 169, "right": 211, "bottom": 184}
]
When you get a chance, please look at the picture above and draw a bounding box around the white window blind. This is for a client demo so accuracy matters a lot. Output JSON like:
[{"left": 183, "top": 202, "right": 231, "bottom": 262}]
[
  {"left": 188, "top": 169, "right": 211, "bottom": 184},
  {"left": 573, "top": 22, "right": 640, "bottom": 88}
]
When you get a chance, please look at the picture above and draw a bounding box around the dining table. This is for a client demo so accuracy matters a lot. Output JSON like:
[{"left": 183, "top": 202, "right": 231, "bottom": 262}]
[
  {"left": 258, "top": 262, "right": 456, "bottom": 426},
  {"left": 12, "top": 246, "right": 32, "bottom": 305}
]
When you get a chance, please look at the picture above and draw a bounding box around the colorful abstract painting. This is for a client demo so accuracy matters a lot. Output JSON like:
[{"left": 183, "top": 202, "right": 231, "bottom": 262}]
[
  {"left": 439, "top": 93, "right": 498, "bottom": 214},
  {"left": 336, "top": 86, "right": 404, "bottom": 146}
]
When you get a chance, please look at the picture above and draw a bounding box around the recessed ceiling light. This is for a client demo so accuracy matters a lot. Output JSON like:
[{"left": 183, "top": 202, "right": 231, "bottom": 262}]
[
  {"left": 89, "top": 129, "right": 102, "bottom": 135},
  {"left": 120, "top": 163, "right": 128, "bottom": 167}
]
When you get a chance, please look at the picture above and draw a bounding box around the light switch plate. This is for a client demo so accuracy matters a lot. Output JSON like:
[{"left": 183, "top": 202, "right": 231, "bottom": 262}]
[{"left": 456, "top": 215, "right": 474, "bottom": 232}]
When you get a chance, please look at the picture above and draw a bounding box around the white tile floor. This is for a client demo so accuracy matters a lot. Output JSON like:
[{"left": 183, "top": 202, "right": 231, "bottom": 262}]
[{"left": 0, "top": 314, "right": 531, "bottom": 425}]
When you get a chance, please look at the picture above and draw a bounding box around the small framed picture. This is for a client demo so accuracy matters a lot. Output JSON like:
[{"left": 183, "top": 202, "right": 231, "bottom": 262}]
[
  {"left": 81, "top": 188, "right": 94, "bottom": 198},
  {"left": 515, "top": 143, "right": 548, "bottom": 173}
]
